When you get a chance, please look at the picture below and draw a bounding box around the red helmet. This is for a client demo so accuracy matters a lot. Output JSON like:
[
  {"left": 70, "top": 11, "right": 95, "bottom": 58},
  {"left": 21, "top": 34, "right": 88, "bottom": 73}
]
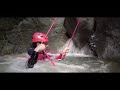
[{"left": 32, "top": 32, "right": 48, "bottom": 43}]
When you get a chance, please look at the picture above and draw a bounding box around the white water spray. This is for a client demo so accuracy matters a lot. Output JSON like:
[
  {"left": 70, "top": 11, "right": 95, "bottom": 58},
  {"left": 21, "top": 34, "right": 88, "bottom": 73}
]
[{"left": 58, "top": 39, "right": 92, "bottom": 57}]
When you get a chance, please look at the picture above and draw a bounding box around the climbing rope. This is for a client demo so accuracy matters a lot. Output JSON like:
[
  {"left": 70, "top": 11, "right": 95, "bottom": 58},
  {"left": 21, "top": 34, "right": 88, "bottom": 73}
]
[
  {"left": 43, "top": 18, "right": 81, "bottom": 65},
  {"left": 58, "top": 18, "right": 80, "bottom": 59},
  {"left": 67, "top": 18, "right": 80, "bottom": 48},
  {"left": 45, "top": 17, "right": 58, "bottom": 37},
  {"left": 43, "top": 50, "right": 55, "bottom": 65},
  {"left": 43, "top": 17, "right": 58, "bottom": 66}
]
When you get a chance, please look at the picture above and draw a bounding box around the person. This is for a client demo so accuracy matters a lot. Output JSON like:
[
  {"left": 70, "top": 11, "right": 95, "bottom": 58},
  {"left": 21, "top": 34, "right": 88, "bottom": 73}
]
[{"left": 26, "top": 32, "right": 69, "bottom": 68}]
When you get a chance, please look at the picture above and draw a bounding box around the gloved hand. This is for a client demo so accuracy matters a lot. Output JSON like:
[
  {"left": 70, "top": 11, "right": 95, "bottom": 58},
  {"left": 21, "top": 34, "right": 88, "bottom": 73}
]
[{"left": 34, "top": 43, "right": 48, "bottom": 52}]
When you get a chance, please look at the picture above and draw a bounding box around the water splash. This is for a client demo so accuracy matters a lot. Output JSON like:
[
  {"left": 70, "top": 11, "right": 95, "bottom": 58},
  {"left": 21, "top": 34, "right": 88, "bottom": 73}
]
[
  {"left": 0, "top": 39, "right": 110, "bottom": 72},
  {"left": 58, "top": 39, "right": 92, "bottom": 57}
]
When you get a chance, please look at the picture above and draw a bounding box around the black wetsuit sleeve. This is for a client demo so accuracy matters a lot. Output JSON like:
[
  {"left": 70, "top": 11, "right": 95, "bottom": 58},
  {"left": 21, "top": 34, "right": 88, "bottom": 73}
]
[
  {"left": 28, "top": 48, "right": 34, "bottom": 55},
  {"left": 27, "top": 51, "right": 38, "bottom": 66}
]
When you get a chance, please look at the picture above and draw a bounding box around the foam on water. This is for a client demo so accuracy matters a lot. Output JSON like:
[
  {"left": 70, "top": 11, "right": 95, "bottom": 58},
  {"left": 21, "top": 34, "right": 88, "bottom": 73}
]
[
  {"left": 2, "top": 39, "right": 109, "bottom": 72},
  {"left": 5, "top": 57, "right": 89, "bottom": 72}
]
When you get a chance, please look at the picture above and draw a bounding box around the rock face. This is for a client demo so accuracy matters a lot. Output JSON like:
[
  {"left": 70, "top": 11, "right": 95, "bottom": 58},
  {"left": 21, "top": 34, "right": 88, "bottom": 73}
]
[
  {"left": 0, "top": 17, "right": 24, "bottom": 55},
  {"left": 0, "top": 17, "right": 68, "bottom": 55},
  {"left": 94, "top": 18, "right": 120, "bottom": 61},
  {"left": 64, "top": 17, "right": 120, "bottom": 61},
  {"left": 1, "top": 17, "right": 120, "bottom": 63},
  {"left": 64, "top": 17, "right": 94, "bottom": 55}
]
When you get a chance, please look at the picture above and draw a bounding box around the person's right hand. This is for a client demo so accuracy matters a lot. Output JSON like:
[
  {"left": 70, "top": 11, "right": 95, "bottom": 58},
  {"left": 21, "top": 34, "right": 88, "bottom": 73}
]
[{"left": 34, "top": 43, "right": 48, "bottom": 52}]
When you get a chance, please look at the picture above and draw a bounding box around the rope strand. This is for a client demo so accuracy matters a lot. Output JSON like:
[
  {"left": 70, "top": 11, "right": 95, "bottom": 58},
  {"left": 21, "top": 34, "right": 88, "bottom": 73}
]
[{"left": 67, "top": 18, "right": 80, "bottom": 48}]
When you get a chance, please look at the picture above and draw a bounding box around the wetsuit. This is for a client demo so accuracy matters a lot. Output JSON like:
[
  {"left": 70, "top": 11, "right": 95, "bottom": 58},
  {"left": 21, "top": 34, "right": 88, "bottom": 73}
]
[
  {"left": 26, "top": 48, "right": 38, "bottom": 68},
  {"left": 26, "top": 48, "right": 65, "bottom": 68},
  {"left": 27, "top": 48, "right": 46, "bottom": 68}
]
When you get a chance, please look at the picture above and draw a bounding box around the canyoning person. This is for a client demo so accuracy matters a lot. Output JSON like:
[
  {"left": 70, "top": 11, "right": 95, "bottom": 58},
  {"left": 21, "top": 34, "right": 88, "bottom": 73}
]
[{"left": 26, "top": 32, "right": 69, "bottom": 68}]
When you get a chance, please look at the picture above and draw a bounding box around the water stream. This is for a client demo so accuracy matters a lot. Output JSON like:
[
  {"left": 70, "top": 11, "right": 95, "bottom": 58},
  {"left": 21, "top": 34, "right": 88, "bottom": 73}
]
[{"left": 0, "top": 39, "right": 120, "bottom": 72}]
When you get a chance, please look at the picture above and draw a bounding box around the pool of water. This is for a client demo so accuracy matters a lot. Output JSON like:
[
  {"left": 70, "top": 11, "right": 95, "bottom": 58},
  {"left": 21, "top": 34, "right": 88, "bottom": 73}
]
[{"left": 0, "top": 53, "right": 120, "bottom": 72}]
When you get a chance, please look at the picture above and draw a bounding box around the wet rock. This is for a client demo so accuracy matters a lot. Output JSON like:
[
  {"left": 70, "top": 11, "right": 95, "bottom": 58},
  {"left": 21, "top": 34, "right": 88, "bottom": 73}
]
[
  {"left": 1, "top": 42, "right": 14, "bottom": 55},
  {"left": 64, "top": 17, "right": 120, "bottom": 61},
  {"left": 0, "top": 17, "right": 67, "bottom": 55},
  {"left": 64, "top": 17, "right": 94, "bottom": 55},
  {"left": 94, "top": 18, "right": 120, "bottom": 61},
  {"left": 0, "top": 17, "right": 24, "bottom": 31}
]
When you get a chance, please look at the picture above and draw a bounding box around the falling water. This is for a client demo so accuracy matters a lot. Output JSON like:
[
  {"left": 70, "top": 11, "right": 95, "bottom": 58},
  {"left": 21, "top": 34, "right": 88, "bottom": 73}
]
[{"left": 58, "top": 39, "right": 92, "bottom": 57}]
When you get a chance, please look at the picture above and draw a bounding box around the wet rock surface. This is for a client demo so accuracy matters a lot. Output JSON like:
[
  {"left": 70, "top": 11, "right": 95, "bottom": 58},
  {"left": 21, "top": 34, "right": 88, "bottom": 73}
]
[
  {"left": 64, "top": 17, "right": 94, "bottom": 55},
  {"left": 0, "top": 17, "right": 67, "bottom": 55},
  {"left": 94, "top": 18, "right": 120, "bottom": 61},
  {"left": 64, "top": 17, "right": 120, "bottom": 61}
]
